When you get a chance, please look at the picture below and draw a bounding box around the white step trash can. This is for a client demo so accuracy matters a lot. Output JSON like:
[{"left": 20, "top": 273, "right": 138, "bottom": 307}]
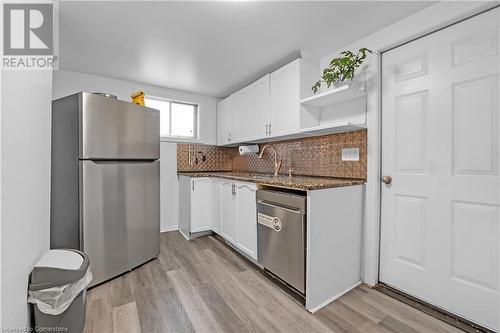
[{"left": 28, "top": 249, "right": 92, "bottom": 333}]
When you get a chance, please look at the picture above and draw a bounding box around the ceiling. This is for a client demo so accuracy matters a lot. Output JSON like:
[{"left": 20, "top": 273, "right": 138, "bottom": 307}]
[{"left": 58, "top": 1, "right": 435, "bottom": 98}]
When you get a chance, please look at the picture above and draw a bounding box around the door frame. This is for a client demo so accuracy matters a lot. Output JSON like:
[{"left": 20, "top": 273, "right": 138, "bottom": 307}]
[
  {"left": 377, "top": 3, "right": 500, "bottom": 281},
  {"left": 375, "top": 7, "right": 500, "bottom": 330},
  {"left": 348, "top": 1, "right": 500, "bottom": 286}
]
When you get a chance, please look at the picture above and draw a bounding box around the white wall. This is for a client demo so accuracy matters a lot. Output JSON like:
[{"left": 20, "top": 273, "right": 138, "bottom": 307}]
[
  {"left": 0, "top": 61, "right": 2, "bottom": 331},
  {"left": 318, "top": 1, "right": 497, "bottom": 285},
  {"left": 160, "top": 142, "right": 179, "bottom": 232},
  {"left": 52, "top": 69, "right": 218, "bottom": 145},
  {"left": 1, "top": 70, "right": 53, "bottom": 328},
  {"left": 52, "top": 70, "right": 210, "bottom": 231}
]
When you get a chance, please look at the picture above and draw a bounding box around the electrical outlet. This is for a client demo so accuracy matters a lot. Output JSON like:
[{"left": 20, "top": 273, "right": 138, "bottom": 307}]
[{"left": 341, "top": 148, "right": 360, "bottom": 161}]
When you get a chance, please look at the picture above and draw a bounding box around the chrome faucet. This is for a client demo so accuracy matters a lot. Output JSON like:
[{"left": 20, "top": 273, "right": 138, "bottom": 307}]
[{"left": 258, "top": 144, "right": 282, "bottom": 177}]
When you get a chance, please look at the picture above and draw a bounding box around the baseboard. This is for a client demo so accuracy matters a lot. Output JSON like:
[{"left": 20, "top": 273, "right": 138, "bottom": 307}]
[
  {"left": 375, "top": 284, "right": 495, "bottom": 333},
  {"left": 306, "top": 280, "right": 362, "bottom": 313},
  {"left": 179, "top": 229, "right": 190, "bottom": 240},
  {"left": 160, "top": 224, "right": 178, "bottom": 233}
]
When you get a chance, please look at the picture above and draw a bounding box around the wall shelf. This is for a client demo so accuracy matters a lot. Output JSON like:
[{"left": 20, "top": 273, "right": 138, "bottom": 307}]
[
  {"left": 300, "top": 122, "right": 366, "bottom": 136},
  {"left": 300, "top": 83, "right": 366, "bottom": 108}
]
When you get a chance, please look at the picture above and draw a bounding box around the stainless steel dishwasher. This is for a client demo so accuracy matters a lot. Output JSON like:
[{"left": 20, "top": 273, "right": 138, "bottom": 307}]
[{"left": 256, "top": 188, "right": 306, "bottom": 294}]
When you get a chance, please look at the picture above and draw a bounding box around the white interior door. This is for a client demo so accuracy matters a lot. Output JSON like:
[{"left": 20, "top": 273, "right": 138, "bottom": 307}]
[{"left": 380, "top": 8, "right": 499, "bottom": 331}]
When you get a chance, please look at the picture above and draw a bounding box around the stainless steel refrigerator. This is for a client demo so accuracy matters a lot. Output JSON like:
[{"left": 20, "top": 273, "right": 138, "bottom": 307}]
[{"left": 51, "top": 92, "right": 160, "bottom": 287}]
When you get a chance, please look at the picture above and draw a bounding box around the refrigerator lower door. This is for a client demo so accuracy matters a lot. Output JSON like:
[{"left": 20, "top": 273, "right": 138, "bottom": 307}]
[{"left": 80, "top": 160, "right": 160, "bottom": 286}]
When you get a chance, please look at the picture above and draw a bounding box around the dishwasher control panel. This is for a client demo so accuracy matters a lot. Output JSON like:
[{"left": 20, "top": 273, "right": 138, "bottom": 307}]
[{"left": 257, "top": 213, "right": 282, "bottom": 231}]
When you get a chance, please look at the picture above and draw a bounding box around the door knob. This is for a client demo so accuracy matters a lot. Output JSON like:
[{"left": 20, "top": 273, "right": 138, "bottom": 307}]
[{"left": 382, "top": 175, "right": 392, "bottom": 185}]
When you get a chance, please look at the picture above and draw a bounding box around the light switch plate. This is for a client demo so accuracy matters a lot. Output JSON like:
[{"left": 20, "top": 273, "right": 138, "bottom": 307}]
[{"left": 342, "top": 148, "right": 360, "bottom": 161}]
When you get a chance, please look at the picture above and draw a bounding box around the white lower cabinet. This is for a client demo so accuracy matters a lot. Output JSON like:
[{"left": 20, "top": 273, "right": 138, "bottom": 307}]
[
  {"left": 178, "top": 176, "right": 213, "bottom": 238},
  {"left": 210, "top": 179, "right": 221, "bottom": 233},
  {"left": 181, "top": 175, "right": 365, "bottom": 313},
  {"left": 219, "top": 180, "right": 257, "bottom": 260},
  {"left": 180, "top": 176, "right": 258, "bottom": 260},
  {"left": 191, "top": 177, "right": 212, "bottom": 232},
  {"left": 235, "top": 183, "right": 257, "bottom": 259},
  {"left": 220, "top": 181, "right": 237, "bottom": 243}
]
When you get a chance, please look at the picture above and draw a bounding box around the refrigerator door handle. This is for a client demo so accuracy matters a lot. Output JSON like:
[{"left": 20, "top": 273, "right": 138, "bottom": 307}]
[{"left": 88, "top": 159, "right": 158, "bottom": 164}]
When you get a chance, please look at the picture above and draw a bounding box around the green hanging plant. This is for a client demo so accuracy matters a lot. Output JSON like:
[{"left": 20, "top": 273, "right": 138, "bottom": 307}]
[{"left": 312, "top": 48, "right": 373, "bottom": 94}]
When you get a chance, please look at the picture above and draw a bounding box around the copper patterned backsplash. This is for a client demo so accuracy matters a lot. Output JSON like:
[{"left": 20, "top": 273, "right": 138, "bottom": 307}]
[
  {"left": 177, "top": 130, "right": 367, "bottom": 179},
  {"left": 177, "top": 144, "right": 234, "bottom": 172}
]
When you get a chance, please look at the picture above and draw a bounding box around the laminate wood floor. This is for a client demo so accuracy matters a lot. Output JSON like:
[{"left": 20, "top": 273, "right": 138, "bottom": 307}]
[{"left": 83, "top": 231, "right": 464, "bottom": 333}]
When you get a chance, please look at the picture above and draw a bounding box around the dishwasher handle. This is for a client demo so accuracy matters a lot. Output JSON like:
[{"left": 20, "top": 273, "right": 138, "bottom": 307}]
[{"left": 257, "top": 199, "right": 303, "bottom": 214}]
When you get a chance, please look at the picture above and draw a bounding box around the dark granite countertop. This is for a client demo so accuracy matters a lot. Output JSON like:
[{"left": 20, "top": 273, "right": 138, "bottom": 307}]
[{"left": 177, "top": 171, "right": 365, "bottom": 191}]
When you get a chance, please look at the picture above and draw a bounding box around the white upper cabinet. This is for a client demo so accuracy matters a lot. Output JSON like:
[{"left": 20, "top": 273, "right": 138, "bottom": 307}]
[
  {"left": 230, "top": 74, "right": 270, "bottom": 142},
  {"left": 230, "top": 88, "right": 248, "bottom": 143},
  {"left": 245, "top": 74, "right": 270, "bottom": 140},
  {"left": 269, "top": 60, "right": 300, "bottom": 137},
  {"left": 216, "top": 96, "right": 232, "bottom": 145},
  {"left": 270, "top": 59, "right": 319, "bottom": 137},
  {"left": 216, "top": 58, "right": 319, "bottom": 146}
]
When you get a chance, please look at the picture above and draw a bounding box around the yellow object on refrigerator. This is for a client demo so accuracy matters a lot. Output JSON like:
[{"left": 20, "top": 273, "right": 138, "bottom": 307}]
[{"left": 131, "top": 91, "right": 145, "bottom": 106}]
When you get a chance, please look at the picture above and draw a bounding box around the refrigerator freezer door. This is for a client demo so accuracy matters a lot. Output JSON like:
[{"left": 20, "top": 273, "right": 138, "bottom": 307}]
[
  {"left": 80, "top": 92, "right": 160, "bottom": 160},
  {"left": 80, "top": 160, "right": 160, "bottom": 286}
]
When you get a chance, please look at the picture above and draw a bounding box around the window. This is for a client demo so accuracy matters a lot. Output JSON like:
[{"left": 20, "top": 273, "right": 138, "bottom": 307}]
[{"left": 145, "top": 97, "right": 198, "bottom": 138}]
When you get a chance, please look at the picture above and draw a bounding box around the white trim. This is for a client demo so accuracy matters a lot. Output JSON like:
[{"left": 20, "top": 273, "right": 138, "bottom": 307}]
[
  {"left": 178, "top": 229, "right": 190, "bottom": 240},
  {"left": 306, "top": 281, "right": 362, "bottom": 313},
  {"left": 319, "top": 1, "right": 498, "bottom": 287},
  {"left": 0, "top": 28, "right": 3, "bottom": 326},
  {"left": 160, "top": 224, "right": 178, "bottom": 233},
  {"left": 220, "top": 236, "right": 261, "bottom": 266},
  {"left": 190, "top": 227, "right": 211, "bottom": 233},
  {"left": 146, "top": 96, "right": 199, "bottom": 140},
  {"left": 161, "top": 137, "right": 202, "bottom": 144}
]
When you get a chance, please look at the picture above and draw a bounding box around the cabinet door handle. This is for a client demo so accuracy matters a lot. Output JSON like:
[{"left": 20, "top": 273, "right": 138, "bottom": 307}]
[
  {"left": 268, "top": 123, "right": 271, "bottom": 136},
  {"left": 192, "top": 180, "right": 195, "bottom": 191},
  {"left": 265, "top": 124, "right": 269, "bottom": 136}
]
